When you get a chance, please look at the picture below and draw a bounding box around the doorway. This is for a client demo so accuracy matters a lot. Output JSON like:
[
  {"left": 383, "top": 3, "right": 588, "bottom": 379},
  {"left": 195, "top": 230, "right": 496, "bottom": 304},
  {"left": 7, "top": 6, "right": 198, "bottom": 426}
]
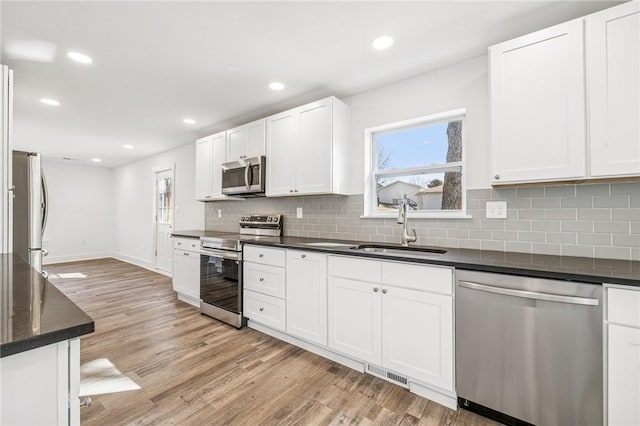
[{"left": 154, "top": 168, "right": 174, "bottom": 273}]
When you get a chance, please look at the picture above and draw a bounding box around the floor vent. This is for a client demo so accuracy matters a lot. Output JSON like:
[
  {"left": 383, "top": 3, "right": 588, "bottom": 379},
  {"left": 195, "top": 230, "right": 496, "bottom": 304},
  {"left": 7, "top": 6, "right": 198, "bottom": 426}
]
[{"left": 365, "top": 363, "right": 409, "bottom": 388}]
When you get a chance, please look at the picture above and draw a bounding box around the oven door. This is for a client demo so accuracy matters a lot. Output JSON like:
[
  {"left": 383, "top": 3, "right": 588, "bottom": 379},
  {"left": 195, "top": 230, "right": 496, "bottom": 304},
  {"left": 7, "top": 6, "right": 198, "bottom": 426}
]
[{"left": 200, "top": 249, "right": 242, "bottom": 314}]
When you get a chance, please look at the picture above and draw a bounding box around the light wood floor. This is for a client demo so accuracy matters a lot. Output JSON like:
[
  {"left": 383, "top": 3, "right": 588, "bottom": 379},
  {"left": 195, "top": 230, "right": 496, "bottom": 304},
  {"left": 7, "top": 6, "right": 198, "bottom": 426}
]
[{"left": 48, "top": 258, "right": 497, "bottom": 426}]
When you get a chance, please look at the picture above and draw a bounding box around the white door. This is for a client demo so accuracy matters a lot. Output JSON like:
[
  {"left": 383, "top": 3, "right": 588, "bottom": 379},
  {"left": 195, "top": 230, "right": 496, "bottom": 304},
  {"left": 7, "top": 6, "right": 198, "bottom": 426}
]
[
  {"left": 490, "top": 19, "right": 586, "bottom": 184},
  {"left": 266, "top": 110, "right": 297, "bottom": 196},
  {"left": 155, "top": 168, "right": 173, "bottom": 273},
  {"left": 286, "top": 250, "right": 328, "bottom": 345},
  {"left": 381, "top": 286, "right": 453, "bottom": 391},
  {"left": 327, "top": 276, "right": 381, "bottom": 364},
  {"left": 296, "top": 99, "right": 332, "bottom": 195},
  {"left": 587, "top": 1, "right": 640, "bottom": 178}
]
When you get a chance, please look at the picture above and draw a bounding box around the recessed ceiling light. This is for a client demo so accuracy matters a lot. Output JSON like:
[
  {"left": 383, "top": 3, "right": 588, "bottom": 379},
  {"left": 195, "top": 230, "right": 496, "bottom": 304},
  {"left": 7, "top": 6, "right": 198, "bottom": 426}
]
[
  {"left": 67, "top": 51, "right": 92, "bottom": 64},
  {"left": 123, "top": 144, "right": 134, "bottom": 149},
  {"left": 91, "top": 158, "right": 102, "bottom": 163},
  {"left": 183, "top": 118, "right": 196, "bottom": 124},
  {"left": 40, "top": 98, "right": 60, "bottom": 106},
  {"left": 269, "top": 82, "right": 285, "bottom": 91},
  {"left": 372, "top": 35, "right": 394, "bottom": 50}
]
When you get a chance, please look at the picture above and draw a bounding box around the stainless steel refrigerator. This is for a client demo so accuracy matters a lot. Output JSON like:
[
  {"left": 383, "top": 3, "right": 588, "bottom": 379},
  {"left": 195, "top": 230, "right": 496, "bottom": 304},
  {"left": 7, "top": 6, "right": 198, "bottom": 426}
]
[{"left": 12, "top": 150, "right": 48, "bottom": 272}]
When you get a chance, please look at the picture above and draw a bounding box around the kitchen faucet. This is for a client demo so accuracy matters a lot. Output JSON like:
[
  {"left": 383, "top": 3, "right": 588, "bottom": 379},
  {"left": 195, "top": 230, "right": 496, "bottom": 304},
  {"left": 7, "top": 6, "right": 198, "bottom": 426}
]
[{"left": 397, "top": 194, "right": 417, "bottom": 247}]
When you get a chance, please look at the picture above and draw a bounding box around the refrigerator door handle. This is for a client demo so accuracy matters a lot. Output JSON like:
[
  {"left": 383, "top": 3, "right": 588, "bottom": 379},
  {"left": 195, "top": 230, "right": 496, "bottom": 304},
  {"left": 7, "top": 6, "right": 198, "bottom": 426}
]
[{"left": 41, "top": 170, "right": 48, "bottom": 235}]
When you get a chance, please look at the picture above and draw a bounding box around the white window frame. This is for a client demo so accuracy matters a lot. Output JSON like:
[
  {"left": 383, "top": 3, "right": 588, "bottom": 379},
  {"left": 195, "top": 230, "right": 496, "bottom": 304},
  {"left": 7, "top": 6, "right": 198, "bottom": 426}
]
[{"left": 362, "top": 108, "right": 470, "bottom": 219}]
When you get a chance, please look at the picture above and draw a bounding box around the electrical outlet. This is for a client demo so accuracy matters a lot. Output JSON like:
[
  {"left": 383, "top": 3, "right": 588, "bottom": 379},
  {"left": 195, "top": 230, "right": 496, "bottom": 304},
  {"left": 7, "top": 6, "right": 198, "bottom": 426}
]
[
  {"left": 217, "top": 209, "right": 222, "bottom": 218},
  {"left": 296, "top": 207, "right": 303, "bottom": 219},
  {"left": 486, "top": 201, "right": 507, "bottom": 219}
]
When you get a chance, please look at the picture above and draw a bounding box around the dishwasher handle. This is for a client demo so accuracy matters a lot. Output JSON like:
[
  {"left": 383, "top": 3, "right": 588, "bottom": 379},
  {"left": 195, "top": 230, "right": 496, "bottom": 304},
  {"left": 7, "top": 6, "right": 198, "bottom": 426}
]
[{"left": 458, "top": 281, "right": 599, "bottom": 306}]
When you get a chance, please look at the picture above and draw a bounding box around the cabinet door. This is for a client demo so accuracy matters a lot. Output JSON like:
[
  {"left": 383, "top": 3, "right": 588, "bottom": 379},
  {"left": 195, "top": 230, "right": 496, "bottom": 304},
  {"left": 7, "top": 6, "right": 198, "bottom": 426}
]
[
  {"left": 210, "top": 132, "right": 226, "bottom": 199},
  {"left": 381, "top": 286, "right": 453, "bottom": 391},
  {"left": 328, "top": 276, "right": 381, "bottom": 364},
  {"left": 245, "top": 118, "right": 266, "bottom": 159},
  {"left": 296, "top": 98, "right": 332, "bottom": 194},
  {"left": 172, "top": 249, "right": 189, "bottom": 293},
  {"left": 266, "top": 110, "right": 296, "bottom": 196},
  {"left": 226, "top": 126, "right": 246, "bottom": 163},
  {"left": 195, "top": 136, "right": 213, "bottom": 200},
  {"left": 588, "top": 2, "right": 640, "bottom": 178},
  {"left": 286, "top": 250, "right": 328, "bottom": 346},
  {"left": 608, "top": 324, "right": 640, "bottom": 426},
  {"left": 185, "top": 251, "right": 200, "bottom": 301},
  {"left": 490, "top": 19, "right": 586, "bottom": 184}
]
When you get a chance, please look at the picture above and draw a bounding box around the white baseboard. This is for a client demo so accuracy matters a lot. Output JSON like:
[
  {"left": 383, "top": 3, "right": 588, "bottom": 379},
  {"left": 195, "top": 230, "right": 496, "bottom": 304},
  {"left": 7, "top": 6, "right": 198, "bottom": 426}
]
[
  {"left": 111, "top": 252, "right": 172, "bottom": 277},
  {"left": 177, "top": 292, "right": 199, "bottom": 308},
  {"left": 43, "top": 252, "right": 112, "bottom": 265}
]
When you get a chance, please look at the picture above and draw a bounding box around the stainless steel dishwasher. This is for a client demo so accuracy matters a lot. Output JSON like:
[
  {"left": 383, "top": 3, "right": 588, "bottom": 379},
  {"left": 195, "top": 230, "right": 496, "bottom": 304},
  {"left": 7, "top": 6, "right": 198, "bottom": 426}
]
[{"left": 455, "top": 269, "right": 602, "bottom": 426}]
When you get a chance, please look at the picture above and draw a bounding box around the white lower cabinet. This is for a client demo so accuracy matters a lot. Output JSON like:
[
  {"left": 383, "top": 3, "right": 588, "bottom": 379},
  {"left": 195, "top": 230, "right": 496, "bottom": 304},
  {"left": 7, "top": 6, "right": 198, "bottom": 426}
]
[
  {"left": 327, "top": 255, "right": 454, "bottom": 393},
  {"left": 172, "top": 247, "right": 200, "bottom": 306},
  {"left": 285, "top": 250, "right": 328, "bottom": 346},
  {"left": 243, "top": 245, "right": 286, "bottom": 331},
  {"left": 1, "top": 339, "right": 81, "bottom": 426},
  {"left": 327, "top": 277, "right": 381, "bottom": 363},
  {"left": 606, "top": 286, "right": 640, "bottom": 426},
  {"left": 381, "top": 286, "right": 453, "bottom": 390}
]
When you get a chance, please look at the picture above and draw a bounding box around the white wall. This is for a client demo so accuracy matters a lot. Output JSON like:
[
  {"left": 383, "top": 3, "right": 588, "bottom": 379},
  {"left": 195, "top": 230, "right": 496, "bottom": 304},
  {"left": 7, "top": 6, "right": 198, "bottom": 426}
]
[
  {"left": 41, "top": 159, "right": 114, "bottom": 264},
  {"left": 345, "top": 55, "right": 490, "bottom": 192},
  {"left": 113, "top": 143, "right": 203, "bottom": 268}
]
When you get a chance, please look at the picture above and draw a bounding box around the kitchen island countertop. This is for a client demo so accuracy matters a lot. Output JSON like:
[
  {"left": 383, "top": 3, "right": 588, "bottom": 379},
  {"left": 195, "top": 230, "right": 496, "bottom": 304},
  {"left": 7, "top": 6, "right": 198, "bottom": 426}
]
[{"left": 0, "top": 254, "right": 94, "bottom": 358}]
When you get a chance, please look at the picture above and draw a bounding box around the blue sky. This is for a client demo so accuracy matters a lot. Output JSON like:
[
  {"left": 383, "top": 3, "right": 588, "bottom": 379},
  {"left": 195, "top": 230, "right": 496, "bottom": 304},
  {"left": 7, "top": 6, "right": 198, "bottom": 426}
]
[{"left": 375, "top": 121, "right": 449, "bottom": 170}]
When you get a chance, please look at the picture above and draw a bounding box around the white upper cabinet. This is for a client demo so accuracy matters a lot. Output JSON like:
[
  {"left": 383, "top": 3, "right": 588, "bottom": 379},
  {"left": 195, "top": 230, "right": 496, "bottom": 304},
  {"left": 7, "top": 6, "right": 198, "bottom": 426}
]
[
  {"left": 266, "top": 96, "right": 349, "bottom": 197},
  {"left": 226, "top": 118, "right": 266, "bottom": 163},
  {"left": 195, "top": 131, "right": 227, "bottom": 201},
  {"left": 587, "top": 1, "right": 640, "bottom": 178},
  {"left": 490, "top": 2, "right": 640, "bottom": 185},
  {"left": 490, "top": 19, "right": 586, "bottom": 185}
]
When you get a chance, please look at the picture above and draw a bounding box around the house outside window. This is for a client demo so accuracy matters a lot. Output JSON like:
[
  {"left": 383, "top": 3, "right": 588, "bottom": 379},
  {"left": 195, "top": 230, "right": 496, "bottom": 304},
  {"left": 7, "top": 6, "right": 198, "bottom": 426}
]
[{"left": 363, "top": 108, "right": 467, "bottom": 218}]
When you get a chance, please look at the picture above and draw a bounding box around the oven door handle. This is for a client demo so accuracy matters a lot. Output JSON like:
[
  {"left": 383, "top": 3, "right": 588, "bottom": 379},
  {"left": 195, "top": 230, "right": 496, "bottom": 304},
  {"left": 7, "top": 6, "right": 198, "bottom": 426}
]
[{"left": 201, "top": 248, "right": 240, "bottom": 261}]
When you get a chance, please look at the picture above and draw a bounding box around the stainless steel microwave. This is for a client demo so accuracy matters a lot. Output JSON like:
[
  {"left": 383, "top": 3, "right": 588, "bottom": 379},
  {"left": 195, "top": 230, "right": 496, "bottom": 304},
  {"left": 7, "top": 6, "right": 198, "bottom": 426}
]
[{"left": 221, "top": 156, "right": 266, "bottom": 197}]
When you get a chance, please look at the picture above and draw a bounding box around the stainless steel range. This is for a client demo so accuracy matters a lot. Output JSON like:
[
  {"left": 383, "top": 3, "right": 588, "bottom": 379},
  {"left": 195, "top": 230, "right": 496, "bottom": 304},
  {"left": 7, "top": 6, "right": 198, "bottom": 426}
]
[{"left": 199, "top": 214, "right": 282, "bottom": 328}]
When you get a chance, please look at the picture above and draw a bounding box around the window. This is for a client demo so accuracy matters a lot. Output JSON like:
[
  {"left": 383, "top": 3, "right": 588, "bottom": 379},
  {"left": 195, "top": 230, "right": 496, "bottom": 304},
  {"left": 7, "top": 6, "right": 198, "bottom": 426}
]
[{"left": 363, "top": 109, "right": 467, "bottom": 218}]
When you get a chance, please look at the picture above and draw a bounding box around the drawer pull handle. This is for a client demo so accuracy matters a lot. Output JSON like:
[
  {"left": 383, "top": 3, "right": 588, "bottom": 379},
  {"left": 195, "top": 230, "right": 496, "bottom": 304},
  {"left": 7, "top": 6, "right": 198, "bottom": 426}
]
[
  {"left": 259, "top": 277, "right": 264, "bottom": 282},
  {"left": 259, "top": 307, "right": 264, "bottom": 312},
  {"left": 301, "top": 254, "right": 306, "bottom": 259},
  {"left": 373, "top": 287, "right": 379, "bottom": 292},
  {"left": 382, "top": 289, "right": 387, "bottom": 294},
  {"left": 259, "top": 254, "right": 264, "bottom": 258},
  {"left": 177, "top": 242, "right": 182, "bottom": 245}
]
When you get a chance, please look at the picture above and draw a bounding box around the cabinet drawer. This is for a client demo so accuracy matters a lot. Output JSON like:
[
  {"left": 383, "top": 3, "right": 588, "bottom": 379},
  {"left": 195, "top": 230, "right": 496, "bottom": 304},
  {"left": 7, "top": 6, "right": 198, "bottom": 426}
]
[
  {"left": 173, "top": 237, "right": 200, "bottom": 252},
  {"left": 244, "top": 290, "right": 285, "bottom": 331},
  {"left": 382, "top": 262, "right": 453, "bottom": 295},
  {"left": 244, "top": 245, "right": 285, "bottom": 267},
  {"left": 244, "top": 262, "right": 285, "bottom": 298},
  {"left": 608, "top": 288, "right": 640, "bottom": 327},
  {"left": 328, "top": 256, "right": 381, "bottom": 283}
]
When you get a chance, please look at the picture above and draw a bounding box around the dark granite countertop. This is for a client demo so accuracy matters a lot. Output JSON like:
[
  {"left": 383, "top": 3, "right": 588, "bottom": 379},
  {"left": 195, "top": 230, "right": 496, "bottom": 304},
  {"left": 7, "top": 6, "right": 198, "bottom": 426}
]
[
  {"left": 172, "top": 229, "right": 225, "bottom": 239},
  {"left": 0, "top": 254, "right": 95, "bottom": 358},
  {"left": 242, "top": 236, "right": 640, "bottom": 288}
]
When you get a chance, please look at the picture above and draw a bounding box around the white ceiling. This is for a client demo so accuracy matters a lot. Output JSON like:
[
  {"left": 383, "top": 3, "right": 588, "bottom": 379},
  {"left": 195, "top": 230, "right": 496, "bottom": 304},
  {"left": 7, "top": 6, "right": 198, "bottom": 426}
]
[{"left": 1, "top": 1, "right": 620, "bottom": 168}]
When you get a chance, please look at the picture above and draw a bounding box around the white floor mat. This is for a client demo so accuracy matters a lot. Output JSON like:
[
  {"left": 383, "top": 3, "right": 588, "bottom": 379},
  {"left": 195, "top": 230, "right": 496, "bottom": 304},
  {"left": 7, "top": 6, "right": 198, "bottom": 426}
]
[{"left": 80, "top": 358, "right": 141, "bottom": 396}]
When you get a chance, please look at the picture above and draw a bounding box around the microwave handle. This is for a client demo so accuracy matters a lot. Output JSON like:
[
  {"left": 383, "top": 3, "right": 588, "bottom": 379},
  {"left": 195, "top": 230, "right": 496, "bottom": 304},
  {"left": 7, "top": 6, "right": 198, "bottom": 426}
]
[{"left": 244, "top": 163, "right": 251, "bottom": 190}]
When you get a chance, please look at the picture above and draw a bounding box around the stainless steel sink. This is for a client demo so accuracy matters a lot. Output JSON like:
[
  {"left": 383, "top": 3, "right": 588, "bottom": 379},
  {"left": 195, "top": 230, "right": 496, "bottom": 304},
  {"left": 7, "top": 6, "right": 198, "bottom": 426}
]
[
  {"left": 296, "top": 242, "right": 358, "bottom": 249},
  {"left": 351, "top": 244, "right": 446, "bottom": 257}
]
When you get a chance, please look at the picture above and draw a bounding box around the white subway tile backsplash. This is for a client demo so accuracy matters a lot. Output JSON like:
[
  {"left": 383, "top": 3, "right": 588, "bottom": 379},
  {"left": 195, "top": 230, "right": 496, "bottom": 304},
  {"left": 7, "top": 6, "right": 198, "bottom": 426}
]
[{"left": 204, "top": 182, "right": 640, "bottom": 261}]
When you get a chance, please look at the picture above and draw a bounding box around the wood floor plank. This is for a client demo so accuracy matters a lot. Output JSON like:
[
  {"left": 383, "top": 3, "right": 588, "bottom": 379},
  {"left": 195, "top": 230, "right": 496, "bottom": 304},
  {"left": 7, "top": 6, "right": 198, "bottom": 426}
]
[{"left": 47, "top": 258, "right": 498, "bottom": 426}]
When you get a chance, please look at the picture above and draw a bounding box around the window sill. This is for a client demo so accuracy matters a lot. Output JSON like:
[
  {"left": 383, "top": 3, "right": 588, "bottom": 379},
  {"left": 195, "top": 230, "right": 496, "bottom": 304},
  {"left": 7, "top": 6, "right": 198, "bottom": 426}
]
[{"left": 360, "top": 213, "right": 473, "bottom": 220}]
